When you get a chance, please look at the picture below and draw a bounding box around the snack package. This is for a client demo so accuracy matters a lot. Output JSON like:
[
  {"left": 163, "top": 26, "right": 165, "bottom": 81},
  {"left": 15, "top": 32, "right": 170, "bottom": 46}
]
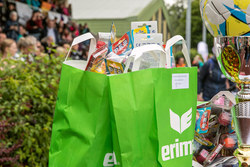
[
  {"left": 204, "top": 144, "right": 224, "bottom": 165},
  {"left": 106, "top": 59, "right": 124, "bottom": 75},
  {"left": 193, "top": 132, "right": 215, "bottom": 155},
  {"left": 85, "top": 45, "right": 108, "bottom": 74},
  {"left": 196, "top": 107, "right": 211, "bottom": 134},
  {"left": 131, "top": 21, "right": 157, "bottom": 33},
  {"left": 110, "top": 31, "right": 133, "bottom": 56}
]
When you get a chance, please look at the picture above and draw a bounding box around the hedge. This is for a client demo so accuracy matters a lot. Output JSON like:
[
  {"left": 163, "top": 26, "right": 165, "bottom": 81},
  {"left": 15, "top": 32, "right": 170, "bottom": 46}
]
[{"left": 0, "top": 54, "right": 63, "bottom": 167}]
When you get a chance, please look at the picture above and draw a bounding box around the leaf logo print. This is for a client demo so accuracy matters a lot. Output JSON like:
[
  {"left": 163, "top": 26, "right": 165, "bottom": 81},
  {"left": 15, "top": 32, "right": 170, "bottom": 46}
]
[
  {"left": 170, "top": 109, "right": 180, "bottom": 133},
  {"left": 170, "top": 108, "right": 192, "bottom": 134}
]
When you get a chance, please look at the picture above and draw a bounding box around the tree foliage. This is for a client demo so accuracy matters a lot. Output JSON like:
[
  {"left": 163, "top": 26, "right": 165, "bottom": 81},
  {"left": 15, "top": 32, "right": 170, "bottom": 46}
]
[{"left": 167, "top": 0, "right": 214, "bottom": 51}]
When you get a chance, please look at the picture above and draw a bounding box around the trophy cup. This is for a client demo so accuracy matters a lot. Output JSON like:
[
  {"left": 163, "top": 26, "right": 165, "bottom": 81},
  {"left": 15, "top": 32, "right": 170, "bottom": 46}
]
[
  {"left": 214, "top": 36, "right": 250, "bottom": 166},
  {"left": 199, "top": 0, "right": 250, "bottom": 166}
]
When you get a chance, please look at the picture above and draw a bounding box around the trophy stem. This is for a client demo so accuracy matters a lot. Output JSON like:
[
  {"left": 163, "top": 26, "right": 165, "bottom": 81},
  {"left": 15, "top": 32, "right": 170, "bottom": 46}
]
[
  {"left": 237, "top": 84, "right": 250, "bottom": 103},
  {"left": 234, "top": 85, "right": 250, "bottom": 166}
]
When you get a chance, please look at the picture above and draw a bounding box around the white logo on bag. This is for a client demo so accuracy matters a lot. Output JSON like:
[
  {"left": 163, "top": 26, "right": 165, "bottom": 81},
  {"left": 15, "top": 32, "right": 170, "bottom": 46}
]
[
  {"left": 170, "top": 108, "right": 192, "bottom": 134},
  {"left": 161, "top": 108, "right": 193, "bottom": 161},
  {"left": 103, "top": 152, "right": 118, "bottom": 166}
]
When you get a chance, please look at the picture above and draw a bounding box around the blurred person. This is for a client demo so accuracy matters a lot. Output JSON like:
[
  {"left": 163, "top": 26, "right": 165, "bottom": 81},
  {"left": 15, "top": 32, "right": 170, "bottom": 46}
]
[
  {"left": 192, "top": 55, "right": 204, "bottom": 69},
  {"left": 26, "top": 11, "right": 43, "bottom": 40},
  {"left": 50, "top": 0, "right": 58, "bottom": 12},
  {"left": 0, "top": 0, "right": 3, "bottom": 24},
  {"left": 81, "top": 23, "right": 91, "bottom": 46},
  {"left": 57, "top": 20, "right": 65, "bottom": 37},
  {"left": 0, "top": 39, "right": 18, "bottom": 59},
  {"left": 82, "top": 23, "right": 90, "bottom": 34},
  {"left": 28, "top": 0, "right": 41, "bottom": 9},
  {"left": 176, "top": 57, "right": 186, "bottom": 67},
  {"left": 4, "top": 11, "right": 19, "bottom": 41},
  {"left": 198, "top": 53, "right": 229, "bottom": 101},
  {"left": 82, "top": 47, "right": 88, "bottom": 61},
  {"left": 61, "top": 27, "right": 73, "bottom": 43},
  {"left": 79, "top": 24, "right": 83, "bottom": 33},
  {"left": 207, "top": 53, "right": 214, "bottom": 60},
  {"left": 17, "top": 25, "right": 28, "bottom": 41},
  {"left": 17, "top": 36, "right": 37, "bottom": 62},
  {"left": 55, "top": 46, "right": 67, "bottom": 57},
  {"left": 62, "top": 43, "right": 70, "bottom": 51},
  {"left": 57, "top": 3, "right": 69, "bottom": 16},
  {"left": 70, "top": 44, "right": 83, "bottom": 60},
  {"left": 41, "top": 19, "right": 60, "bottom": 44},
  {"left": 68, "top": 4, "right": 72, "bottom": 16},
  {"left": 71, "top": 22, "right": 79, "bottom": 37},
  {"left": 41, "top": 36, "right": 56, "bottom": 54},
  {"left": 5, "top": 2, "right": 16, "bottom": 20},
  {"left": 0, "top": 33, "right": 7, "bottom": 44},
  {"left": 36, "top": 41, "right": 46, "bottom": 57}
]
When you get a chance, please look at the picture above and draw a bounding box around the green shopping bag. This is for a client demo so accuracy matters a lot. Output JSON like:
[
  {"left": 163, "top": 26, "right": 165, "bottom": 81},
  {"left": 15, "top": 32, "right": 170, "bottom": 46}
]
[
  {"left": 49, "top": 33, "right": 113, "bottom": 167},
  {"left": 109, "top": 36, "right": 197, "bottom": 166}
]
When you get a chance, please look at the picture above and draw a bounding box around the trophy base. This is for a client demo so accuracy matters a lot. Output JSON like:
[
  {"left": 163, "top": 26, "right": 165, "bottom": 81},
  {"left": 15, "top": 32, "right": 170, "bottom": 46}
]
[{"left": 234, "top": 147, "right": 250, "bottom": 167}]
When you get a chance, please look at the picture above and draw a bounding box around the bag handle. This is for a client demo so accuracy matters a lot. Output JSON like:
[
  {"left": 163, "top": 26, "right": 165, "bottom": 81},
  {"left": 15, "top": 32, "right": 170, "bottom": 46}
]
[
  {"left": 165, "top": 35, "right": 191, "bottom": 68},
  {"left": 124, "top": 44, "right": 166, "bottom": 73},
  {"left": 210, "top": 91, "right": 236, "bottom": 105},
  {"left": 65, "top": 32, "right": 96, "bottom": 62}
]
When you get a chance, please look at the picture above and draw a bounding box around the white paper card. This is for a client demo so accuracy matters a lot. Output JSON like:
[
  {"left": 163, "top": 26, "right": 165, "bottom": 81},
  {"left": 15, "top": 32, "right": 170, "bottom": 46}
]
[
  {"left": 134, "top": 34, "right": 163, "bottom": 48},
  {"left": 131, "top": 21, "right": 157, "bottom": 33},
  {"left": 172, "top": 73, "right": 189, "bottom": 90}
]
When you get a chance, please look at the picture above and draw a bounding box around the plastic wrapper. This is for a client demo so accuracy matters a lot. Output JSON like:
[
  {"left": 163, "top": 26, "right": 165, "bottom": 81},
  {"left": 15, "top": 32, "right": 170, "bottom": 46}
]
[
  {"left": 218, "top": 111, "right": 231, "bottom": 126},
  {"left": 207, "top": 156, "right": 238, "bottom": 167},
  {"left": 221, "top": 134, "right": 237, "bottom": 149},
  {"left": 204, "top": 144, "right": 224, "bottom": 166}
]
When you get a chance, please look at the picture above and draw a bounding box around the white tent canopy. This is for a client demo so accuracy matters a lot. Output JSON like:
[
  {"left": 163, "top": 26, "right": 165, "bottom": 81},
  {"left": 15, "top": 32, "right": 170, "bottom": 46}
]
[{"left": 70, "top": 0, "right": 153, "bottom": 20}]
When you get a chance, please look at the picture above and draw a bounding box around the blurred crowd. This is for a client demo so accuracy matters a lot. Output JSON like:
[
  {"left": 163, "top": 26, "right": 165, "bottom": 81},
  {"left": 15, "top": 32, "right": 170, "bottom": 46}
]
[
  {"left": 175, "top": 50, "right": 237, "bottom": 102},
  {"left": 0, "top": 1, "right": 91, "bottom": 62}
]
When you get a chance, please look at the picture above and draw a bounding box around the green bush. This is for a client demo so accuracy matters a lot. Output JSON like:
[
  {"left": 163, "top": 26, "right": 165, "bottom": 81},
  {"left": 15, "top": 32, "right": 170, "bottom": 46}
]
[{"left": 0, "top": 55, "right": 63, "bottom": 166}]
